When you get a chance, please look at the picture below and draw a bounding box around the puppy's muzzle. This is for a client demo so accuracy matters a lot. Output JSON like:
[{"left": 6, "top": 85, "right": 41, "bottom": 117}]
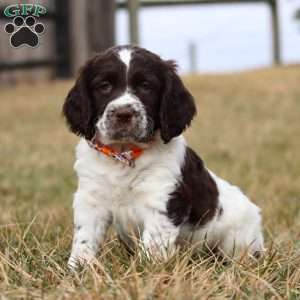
[
  {"left": 108, "top": 104, "right": 139, "bottom": 127},
  {"left": 100, "top": 101, "right": 150, "bottom": 142}
]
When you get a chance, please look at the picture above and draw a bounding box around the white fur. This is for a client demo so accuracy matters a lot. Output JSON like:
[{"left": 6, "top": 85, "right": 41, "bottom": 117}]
[
  {"left": 68, "top": 136, "right": 264, "bottom": 268},
  {"left": 118, "top": 48, "right": 132, "bottom": 69},
  {"left": 207, "top": 171, "right": 264, "bottom": 255}
]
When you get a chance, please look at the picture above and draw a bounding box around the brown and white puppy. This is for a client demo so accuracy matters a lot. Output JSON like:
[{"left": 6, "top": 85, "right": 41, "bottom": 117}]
[{"left": 63, "top": 45, "right": 264, "bottom": 269}]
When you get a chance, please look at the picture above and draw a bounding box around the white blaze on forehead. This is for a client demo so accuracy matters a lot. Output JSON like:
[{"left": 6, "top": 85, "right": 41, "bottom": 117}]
[{"left": 118, "top": 48, "right": 132, "bottom": 69}]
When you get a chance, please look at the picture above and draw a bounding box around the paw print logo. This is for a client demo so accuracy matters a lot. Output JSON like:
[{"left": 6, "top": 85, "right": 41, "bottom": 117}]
[{"left": 4, "top": 16, "right": 45, "bottom": 48}]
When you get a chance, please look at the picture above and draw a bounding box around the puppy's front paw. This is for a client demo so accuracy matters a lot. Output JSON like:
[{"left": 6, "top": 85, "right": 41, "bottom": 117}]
[
  {"left": 68, "top": 251, "right": 97, "bottom": 271},
  {"left": 68, "top": 255, "right": 80, "bottom": 271}
]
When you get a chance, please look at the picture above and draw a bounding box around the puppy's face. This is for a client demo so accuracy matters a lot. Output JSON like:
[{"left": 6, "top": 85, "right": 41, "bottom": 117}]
[
  {"left": 63, "top": 46, "right": 196, "bottom": 144},
  {"left": 92, "top": 48, "right": 164, "bottom": 144}
]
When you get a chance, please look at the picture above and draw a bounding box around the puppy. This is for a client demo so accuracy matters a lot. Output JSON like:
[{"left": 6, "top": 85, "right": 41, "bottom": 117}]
[{"left": 63, "top": 45, "right": 264, "bottom": 269}]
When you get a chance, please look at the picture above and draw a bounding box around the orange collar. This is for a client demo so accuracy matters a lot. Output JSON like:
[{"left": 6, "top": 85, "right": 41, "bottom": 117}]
[{"left": 87, "top": 136, "right": 144, "bottom": 167}]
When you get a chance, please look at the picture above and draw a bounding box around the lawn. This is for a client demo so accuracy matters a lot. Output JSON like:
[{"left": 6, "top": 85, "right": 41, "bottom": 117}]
[{"left": 0, "top": 66, "right": 300, "bottom": 299}]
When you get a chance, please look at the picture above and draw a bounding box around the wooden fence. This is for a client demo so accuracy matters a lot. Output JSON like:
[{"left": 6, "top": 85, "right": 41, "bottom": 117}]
[
  {"left": 123, "top": 0, "right": 281, "bottom": 65},
  {"left": 0, "top": 0, "right": 115, "bottom": 83},
  {"left": 0, "top": 0, "right": 280, "bottom": 84}
]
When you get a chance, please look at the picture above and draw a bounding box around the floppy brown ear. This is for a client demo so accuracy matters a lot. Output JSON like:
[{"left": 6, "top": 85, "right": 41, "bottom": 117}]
[
  {"left": 62, "top": 64, "right": 95, "bottom": 140},
  {"left": 160, "top": 61, "right": 197, "bottom": 143}
]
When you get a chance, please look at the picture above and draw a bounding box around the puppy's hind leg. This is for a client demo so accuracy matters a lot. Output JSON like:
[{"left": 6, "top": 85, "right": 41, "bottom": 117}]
[{"left": 218, "top": 223, "right": 265, "bottom": 259}]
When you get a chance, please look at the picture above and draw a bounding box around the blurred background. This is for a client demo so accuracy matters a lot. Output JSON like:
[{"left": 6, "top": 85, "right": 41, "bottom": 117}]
[
  {"left": 1, "top": 2, "right": 300, "bottom": 297},
  {"left": 0, "top": 0, "right": 300, "bottom": 83}
]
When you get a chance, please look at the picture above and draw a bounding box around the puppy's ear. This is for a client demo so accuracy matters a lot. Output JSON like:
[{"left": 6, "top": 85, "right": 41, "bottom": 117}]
[
  {"left": 160, "top": 61, "right": 196, "bottom": 143},
  {"left": 62, "top": 63, "right": 95, "bottom": 140}
]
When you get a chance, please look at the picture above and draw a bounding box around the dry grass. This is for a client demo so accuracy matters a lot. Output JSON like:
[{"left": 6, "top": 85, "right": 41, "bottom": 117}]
[{"left": 1, "top": 66, "right": 300, "bottom": 299}]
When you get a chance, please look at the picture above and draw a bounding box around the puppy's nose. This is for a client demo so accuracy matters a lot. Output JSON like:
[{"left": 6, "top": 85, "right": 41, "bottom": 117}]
[{"left": 115, "top": 106, "right": 135, "bottom": 123}]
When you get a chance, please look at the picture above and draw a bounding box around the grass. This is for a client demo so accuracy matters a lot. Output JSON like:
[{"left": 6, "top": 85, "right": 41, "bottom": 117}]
[{"left": 1, "top": 66, "right": 300, "bottom": 299}]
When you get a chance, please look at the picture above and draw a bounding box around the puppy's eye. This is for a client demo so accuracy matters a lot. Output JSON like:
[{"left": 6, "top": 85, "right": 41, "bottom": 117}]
[
  {"left": 139, "top": 81, "right": 151, "bottom": 92},
  {"left": 99, "top": 81, "right": 113, "bottom": 93}
]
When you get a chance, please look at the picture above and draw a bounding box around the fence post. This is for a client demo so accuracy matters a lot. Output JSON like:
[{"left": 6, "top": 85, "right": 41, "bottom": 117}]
[
  {"left": 128, "top": 0, "right": 139, "bottom": 45},
  {"left": 55, "top": 0, "right": 71, "bottom": 77},
  {"left": 69, "top": 0, "right": 90, "bottom": 75},
  {"left": 188, "top": 42, "right": 197, "bottom": 73},
  {"left": 88, "top": 0, "right": 116, "bottom": 52},
  {"left": 270, "top": 0, "right": 281, "bottom": 65}
]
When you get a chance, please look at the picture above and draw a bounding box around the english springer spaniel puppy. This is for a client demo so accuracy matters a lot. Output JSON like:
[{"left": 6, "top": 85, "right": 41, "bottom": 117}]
[{"left": 63, "top": 45, "right": 264, "bottom": 269}]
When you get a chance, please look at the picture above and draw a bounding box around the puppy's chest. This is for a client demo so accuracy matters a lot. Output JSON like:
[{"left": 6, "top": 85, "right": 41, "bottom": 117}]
[
  {"left": 97, "top": 167, "right": 166, "bottom": 230},
  {"left": 92, "top": 164, "right": 169, "bottom": 209},
  {"left": 76, "top": 142, "right": 183, "bottom": 227},
  {"left": 102, "top": 168, "right": 150, "bottom": 204}
]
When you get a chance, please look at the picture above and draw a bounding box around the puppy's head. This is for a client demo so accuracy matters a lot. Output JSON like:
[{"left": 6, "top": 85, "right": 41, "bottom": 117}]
[{"left": 63, "top": 45, "right": 196, "bottom": 144}]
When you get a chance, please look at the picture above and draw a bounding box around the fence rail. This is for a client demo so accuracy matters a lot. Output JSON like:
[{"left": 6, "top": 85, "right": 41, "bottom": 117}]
[
  {"left": 118, "top": 0, "right": 270, "bottom": 8},
  {"left": 0, "top": 60, "right": 57, "bottom": 71},
  {"left": 121, "top": 0, "right": 280, "bottom": 65},
  {"left": 0, "top": 0, "right": 281, "bottom": 77}
]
